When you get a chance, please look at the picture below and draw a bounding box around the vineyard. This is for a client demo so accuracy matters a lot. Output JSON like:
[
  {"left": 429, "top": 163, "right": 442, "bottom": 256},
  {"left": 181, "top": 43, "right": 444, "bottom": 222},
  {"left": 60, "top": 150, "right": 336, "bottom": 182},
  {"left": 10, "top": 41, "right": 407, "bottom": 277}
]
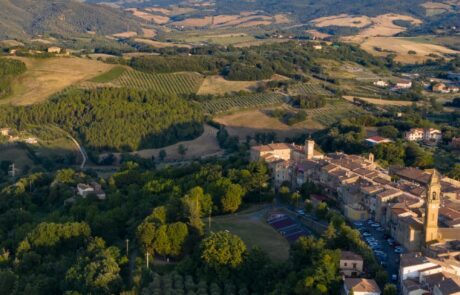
[
  {"left": 307, "top": 102, "right": 367, "bottom": 126},
  {"left": 344, "top": 84, "right": 394, "bottom": 99},
  {"left": 112, "top": 70, "right": 205, "bottom": 95},
  {"left": 288, "top": 83, "right": 332, "bottom": 96},
  {"left": 141, "top": 272, "right": 249, "bottom": 295},
  {"left": 201, "top": 93, "right": 285, "bottom": 115}
]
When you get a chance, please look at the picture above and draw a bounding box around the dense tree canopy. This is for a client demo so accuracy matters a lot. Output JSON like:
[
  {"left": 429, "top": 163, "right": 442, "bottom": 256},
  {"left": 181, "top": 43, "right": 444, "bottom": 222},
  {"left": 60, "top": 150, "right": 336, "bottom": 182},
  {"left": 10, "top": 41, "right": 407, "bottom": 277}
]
[{"left": 0, "top": 88, "right": 204, "bottom": 152}]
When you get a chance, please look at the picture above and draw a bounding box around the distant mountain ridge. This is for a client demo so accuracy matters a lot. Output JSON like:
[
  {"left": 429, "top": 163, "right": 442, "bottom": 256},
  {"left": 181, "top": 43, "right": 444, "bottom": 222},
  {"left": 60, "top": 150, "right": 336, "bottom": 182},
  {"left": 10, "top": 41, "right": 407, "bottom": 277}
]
[{"left": 0, "top": 0, "right": 142, "bottom": 40}]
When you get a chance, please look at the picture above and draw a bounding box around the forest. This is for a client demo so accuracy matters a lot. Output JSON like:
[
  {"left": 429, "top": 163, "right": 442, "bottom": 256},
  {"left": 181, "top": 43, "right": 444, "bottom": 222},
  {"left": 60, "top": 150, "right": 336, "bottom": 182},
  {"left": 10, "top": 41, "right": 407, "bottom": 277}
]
[
  {"left": 0, "top": 58, "right": 26, "bottom": 99},
  {"left": 0, "top": 88, "right": 204, "bottom": 152},
  {"left": 0, "top": 152, "right": 397, "bottom": 294},
  {"left": 130, "top": 42, "right": 388, "bottom": 81}
]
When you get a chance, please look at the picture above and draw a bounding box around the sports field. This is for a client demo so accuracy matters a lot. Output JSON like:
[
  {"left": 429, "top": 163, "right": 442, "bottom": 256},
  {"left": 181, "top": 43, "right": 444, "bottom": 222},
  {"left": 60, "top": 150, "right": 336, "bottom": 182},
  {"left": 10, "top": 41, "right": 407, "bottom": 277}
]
[{"left": 206, "top": 206, "right": 290, "bottom": 262}]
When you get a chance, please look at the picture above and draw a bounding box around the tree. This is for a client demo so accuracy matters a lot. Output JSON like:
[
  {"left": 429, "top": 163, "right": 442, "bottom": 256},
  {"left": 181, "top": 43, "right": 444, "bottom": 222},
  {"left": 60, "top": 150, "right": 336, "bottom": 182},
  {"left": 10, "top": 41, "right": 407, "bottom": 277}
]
[
  {"left": 220, "top": 184, "right": 244, "bottom": 213},
  {"left": 377, "top": 126, "right": 399, "bottom": 139},
  {"left": 159, "top": 150, "right": 167, "bottom": 161},
  {"left": 167, "top": 222, "right": 189, "bottom": 257},
  {"left": 316, "top": 202, "right": 329, "bottom": 220},
  {"left": 66, "top": 238, "right": 122, "bottom": 294},
  {"left": 0, "top": 270, "right": 17, "bottom": 295},
  {"left": 182, "top": 193, "right": 204, "bottom": 234},
  {"left": 448, "top": 164, "right": 460, "bottom": 180},
  {"left": 153, "top": 225, "right": 171, "bottom": 258},
  {"left": 137, "top": 222, "right": 156, "bottom": 254},
  {"left": 147, "top": 206, "right": 167, "bottom": 225},
  {"left": 383, "top": 284, "right": 397, "bottom": 295},
  {"left": 178, "top": 144, "right": 188, "bottom": 158},
  {"left": 201, "top": 231, "right": 246, "bottom": 270}
]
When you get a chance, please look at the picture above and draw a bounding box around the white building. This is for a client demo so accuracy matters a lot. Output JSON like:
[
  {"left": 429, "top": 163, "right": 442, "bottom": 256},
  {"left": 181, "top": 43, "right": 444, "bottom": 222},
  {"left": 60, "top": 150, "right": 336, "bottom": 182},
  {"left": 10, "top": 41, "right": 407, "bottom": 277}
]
[
  {"left": 77, "top": 183, "right": 106, "bottom": 200},
  {"left": 0, "top": 128, "right": 11, "bottom": 136},
  {"left": 424, "top": 128, "right": 442, "bottom": 142},
  {"left": 405, "top": 128, "right": 425, "bottom": 141},
  {"left": 374, "top": 80, "right": 389, "bottom": 87},
  {"left": 396, "top": 80, "right": 413, "bottom": 89}
]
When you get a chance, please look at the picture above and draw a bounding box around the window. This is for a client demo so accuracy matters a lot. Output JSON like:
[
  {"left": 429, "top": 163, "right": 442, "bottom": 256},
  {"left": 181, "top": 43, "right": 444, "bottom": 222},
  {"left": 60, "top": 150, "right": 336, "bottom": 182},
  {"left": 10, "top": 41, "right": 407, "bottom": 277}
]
[
  {"left": 344, "top": 262, "right": 347, "bottom": 267},
  {"left": 352, "top": 263, "right": 357, "bottom": 269}
]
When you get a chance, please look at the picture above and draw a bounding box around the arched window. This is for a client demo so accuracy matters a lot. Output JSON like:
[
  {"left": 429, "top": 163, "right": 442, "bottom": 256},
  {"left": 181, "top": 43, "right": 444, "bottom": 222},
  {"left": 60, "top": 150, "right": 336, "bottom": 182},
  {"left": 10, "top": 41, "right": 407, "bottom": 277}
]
[{"left": 432, "top": 192, "right": 437, "bottom": 200}]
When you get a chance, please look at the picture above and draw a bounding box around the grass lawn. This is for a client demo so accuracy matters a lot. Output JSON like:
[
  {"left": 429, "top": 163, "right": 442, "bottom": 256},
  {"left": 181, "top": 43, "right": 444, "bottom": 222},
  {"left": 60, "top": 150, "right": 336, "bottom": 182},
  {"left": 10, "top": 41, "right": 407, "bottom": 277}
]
[
  {"left": 206, "top": 206, "right": 290, "bottom": 262},
  {"left": 90, "top": 66, "right": 127, "bottom": 83}
]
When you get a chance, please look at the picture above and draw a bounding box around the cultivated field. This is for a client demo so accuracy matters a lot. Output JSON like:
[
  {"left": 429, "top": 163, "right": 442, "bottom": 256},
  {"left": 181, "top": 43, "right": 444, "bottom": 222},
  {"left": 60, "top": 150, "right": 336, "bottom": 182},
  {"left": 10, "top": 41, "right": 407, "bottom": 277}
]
[
  {"left": 314, "top": 13, "right": 422, "bottom": 39},
  {"left": 356, "top": 37, "right": 460, "bottom": 63},
  {"left": 103, "top": 124, "right": 223, "bottom": 162},
  {"left": 197, "top": 75, "right": 261, "bottom": 95},
  {"left": 307, "top": 101, "right": 368, "bottom": 126},
  {"left": 202, "top": 93, "right": 285, "bottom": 115},
  {"left": 214, "top": 106, "right": 324, "bottom": 140},
  {"left": 343, "top": 95, "right": 415, "bottom": 106},
  {"left": 113, "top": 71, "right": 204, "bottom": 95},
  {"left": 133, "top": 38, "right": 192, "bottom": 48},
  {"left": 206, "top": 206, "right": 290, "bottom": 262},
  {"left": 3, "top": 57, "right": 114, "bottom": 105},
  {"left": 288, "top": 83, "right": 332, "bottom": 96}
]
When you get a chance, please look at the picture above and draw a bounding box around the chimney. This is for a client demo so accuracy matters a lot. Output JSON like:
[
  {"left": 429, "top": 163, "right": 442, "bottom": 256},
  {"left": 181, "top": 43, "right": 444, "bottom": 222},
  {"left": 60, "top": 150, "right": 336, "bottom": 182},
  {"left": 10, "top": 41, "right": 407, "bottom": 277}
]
[{"left": 305, "top": 140, "right": 315, "bottom": 160}]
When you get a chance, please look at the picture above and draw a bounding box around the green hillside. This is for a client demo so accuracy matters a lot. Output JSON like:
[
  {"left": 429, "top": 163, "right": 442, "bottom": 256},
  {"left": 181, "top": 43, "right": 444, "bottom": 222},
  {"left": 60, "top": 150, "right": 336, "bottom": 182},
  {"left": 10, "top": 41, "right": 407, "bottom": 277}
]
[{"left": 0, "top": 0, "right": 142, "bottom": 40}]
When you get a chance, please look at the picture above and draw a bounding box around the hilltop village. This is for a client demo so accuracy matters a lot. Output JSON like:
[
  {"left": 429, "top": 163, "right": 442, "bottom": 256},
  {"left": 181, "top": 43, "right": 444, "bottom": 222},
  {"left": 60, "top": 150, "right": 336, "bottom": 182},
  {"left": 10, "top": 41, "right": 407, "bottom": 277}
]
[{"left": 252, "top": 140, "right": 460, "bottom": 294}]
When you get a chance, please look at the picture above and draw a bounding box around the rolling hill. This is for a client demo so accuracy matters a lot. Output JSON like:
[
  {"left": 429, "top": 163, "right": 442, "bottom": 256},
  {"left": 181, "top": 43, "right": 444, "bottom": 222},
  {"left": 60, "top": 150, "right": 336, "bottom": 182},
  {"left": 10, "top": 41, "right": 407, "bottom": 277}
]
[{"left": 0, "top": 0, "right": 142, "bottom": 40}]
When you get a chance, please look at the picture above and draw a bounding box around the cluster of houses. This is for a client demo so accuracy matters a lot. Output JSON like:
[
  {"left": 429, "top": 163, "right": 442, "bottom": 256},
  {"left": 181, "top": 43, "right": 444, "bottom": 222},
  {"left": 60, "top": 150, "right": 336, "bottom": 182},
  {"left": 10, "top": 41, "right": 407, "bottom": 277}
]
[
  {"left": 0, "top": 128, "right": 38, "bottom": 144},
  {"left": 251, "top": 140, "right": 460, "bottom": 293},
  {"left": 340, "top": 251, "right": 382, "bottom": 295},
  {"left": 405, "top": 128, "right": 443, "bottom": 143},
  {"left": 400, "top": 250, "right": 460, "bottom": 295},
  {"left": 363, "top": 127, "right": 443, "bottom": 147}
]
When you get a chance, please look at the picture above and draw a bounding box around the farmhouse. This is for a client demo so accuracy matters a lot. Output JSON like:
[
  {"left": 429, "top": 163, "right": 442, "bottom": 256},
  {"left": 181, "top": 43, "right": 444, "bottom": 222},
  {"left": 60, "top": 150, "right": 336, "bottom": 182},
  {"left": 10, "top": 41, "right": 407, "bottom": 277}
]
[
  {"left": 343, "top": 278, "right": 381, "bottom": 295},
  {"left": 23, "top": 137, "right": 38, "bottom": 144},
  {"left": 373, "top": 80, "right": 389, "bottom": 87},
  {"left": 77, "top": 182, "right": 106, "bottom": 200},
  {"left": 405, "top": 128, "right": 424, "bottom": 141},
  {"left": 405, "top": 128, "right": 442, "bottom": 143},
  {"left": 340, "top": 251, "right": 364, "bottom": 277},
  {"left": 433, "top": 83, "right": 460, "bottom": 94},
  {"left": 47, "top": 46, "right": 62, "bottom": 54},
  {"left": 395, "top": 79, "right": 413, "bottom": 89},
  {"left": 0, "top": 128, "right": 11, "bottom": 136}
]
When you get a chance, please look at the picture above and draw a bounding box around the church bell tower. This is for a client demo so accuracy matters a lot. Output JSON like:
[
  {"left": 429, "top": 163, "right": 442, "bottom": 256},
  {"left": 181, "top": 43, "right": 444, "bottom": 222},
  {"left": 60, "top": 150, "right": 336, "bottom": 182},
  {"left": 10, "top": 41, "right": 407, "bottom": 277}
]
[{"left": 424, "top": 170, "right": 441, "bottom": 244}]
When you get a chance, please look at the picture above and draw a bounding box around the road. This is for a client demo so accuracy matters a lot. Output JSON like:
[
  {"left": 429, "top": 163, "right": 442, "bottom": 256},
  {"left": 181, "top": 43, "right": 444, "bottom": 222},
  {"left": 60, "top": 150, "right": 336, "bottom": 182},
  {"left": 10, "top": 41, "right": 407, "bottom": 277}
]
[
  {"left": 67, "top": 135, "right": 87, "bottom": 169},
  {"left": 354, "top": 221, "right": 400, "bottom": 282}
]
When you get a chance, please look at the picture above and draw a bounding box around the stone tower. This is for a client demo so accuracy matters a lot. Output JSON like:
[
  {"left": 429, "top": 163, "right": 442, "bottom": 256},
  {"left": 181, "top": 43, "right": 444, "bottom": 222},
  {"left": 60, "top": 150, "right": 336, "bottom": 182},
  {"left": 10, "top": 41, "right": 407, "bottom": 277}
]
[
  {"left": 424, "top": 169, "right": 441, "bottom": 244},
  {"left": 305, "top": 140, "right": 315, "bottom": 160}
]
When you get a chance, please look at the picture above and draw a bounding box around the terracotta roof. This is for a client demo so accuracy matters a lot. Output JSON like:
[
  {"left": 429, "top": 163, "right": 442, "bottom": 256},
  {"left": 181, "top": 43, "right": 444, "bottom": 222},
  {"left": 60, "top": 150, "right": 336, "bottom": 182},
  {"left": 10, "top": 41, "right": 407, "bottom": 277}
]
[
  {"left": 344, "top": 278, "right": 381, "bottom": 293},
  {"left": 440, "top": 207, "right": 460, "bottom": 221},
  {"left": 392, "top": 167, "right": 431, "bottom": 185},
  {"left": 400, "top": 252, "right": 431, "bottom": 268},
  {"left": 434, "top": 277, "right": 460, "bottom": 294},
  {"left": 341, "top": 251, "right": 363, "bottom": 261}
]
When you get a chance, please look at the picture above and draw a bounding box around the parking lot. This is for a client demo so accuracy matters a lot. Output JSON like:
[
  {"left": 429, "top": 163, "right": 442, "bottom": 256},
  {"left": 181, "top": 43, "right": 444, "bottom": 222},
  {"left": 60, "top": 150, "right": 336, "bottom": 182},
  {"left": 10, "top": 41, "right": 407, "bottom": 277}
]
[{"left": 353, "top": 219, "right": 403, "bottom": 284}]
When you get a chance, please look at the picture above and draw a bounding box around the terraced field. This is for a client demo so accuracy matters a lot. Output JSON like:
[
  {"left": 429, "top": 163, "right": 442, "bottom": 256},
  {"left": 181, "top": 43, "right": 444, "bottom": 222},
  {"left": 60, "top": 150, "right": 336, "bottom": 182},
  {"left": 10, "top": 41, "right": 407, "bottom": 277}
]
[
  {"left": 202, "top": 93, "right": 285, "bottom": 115},
  {"left": 308, "top": 102, "right": 367, "bottom": 126},
  {"left": 113, "top": 71, "right": 205, "bottom": 95},
  {"left": 344, "top": 84, "right": 394, "bottom": 99},
  {"left": 288, "top": 83, "right": 332, "bottom": 96}
]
